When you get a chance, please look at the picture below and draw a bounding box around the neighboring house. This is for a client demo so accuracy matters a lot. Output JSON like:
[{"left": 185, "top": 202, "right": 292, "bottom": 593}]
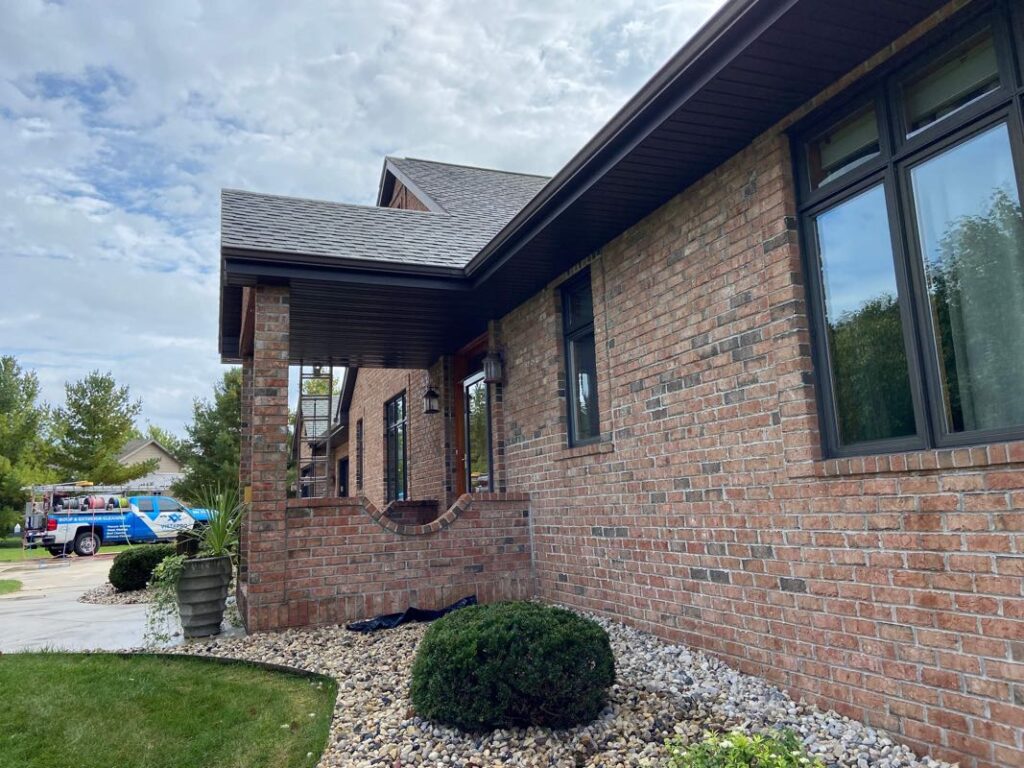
[
  {"left": 221, "top": 2, "right": 1024, "bottom": 765},
  {"left": 117, "top": 439, "right": 182, "bottom": 474},
  {"left": 103, "top": 438, "right": 184, "bottom": 494}
]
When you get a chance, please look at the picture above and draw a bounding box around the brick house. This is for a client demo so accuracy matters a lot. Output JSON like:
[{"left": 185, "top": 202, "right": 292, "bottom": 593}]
[{"left": 220, "top": 1, "right": 1024, "bottom": 764}]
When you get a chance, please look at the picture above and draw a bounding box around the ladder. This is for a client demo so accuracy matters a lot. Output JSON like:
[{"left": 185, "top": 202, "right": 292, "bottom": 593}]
[{"left": 298, "top": 364, "right": 333, "bottom": 499}]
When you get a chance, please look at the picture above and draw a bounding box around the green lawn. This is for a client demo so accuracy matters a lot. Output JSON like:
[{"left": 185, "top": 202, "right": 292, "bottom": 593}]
[
  {"left": 0, "top": 579, "right": 21, "bottom": 595},
  {"left": 0, "top": 536, "right": 135, "bottom": 562},
  {"left": 0, "top": 653, "right": 336, "bottom": 768}
]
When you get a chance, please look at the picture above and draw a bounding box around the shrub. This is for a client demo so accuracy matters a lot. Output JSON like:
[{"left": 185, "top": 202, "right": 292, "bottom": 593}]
[
  {"left": 1, "top": 508, "right": 20, "bottom": 537},
  {"left": 410, "top": 601, "right": 615, "bottom": 730},
  {"left": 666, "top": 729, "right": 825, "bottom": 768},
  {"left": 109, "top": 544, "right": 176, "bottom": 592}
]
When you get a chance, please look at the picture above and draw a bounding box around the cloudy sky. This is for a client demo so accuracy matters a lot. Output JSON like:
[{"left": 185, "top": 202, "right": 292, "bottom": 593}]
[{"left": 1, "top": 0, "right": 722, "bottom": 435}]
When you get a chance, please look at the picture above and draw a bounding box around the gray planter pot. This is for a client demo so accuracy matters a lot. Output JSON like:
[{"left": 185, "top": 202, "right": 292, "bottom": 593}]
[{"left": 177, "top": 555, "right": 232, "bottom": 638}]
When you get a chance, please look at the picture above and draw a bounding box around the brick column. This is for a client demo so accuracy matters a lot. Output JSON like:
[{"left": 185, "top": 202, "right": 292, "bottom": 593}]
[
  {"left": 440, "top": 355, "right": 456, "bottom": 507},
  {"left": 244, "top": 285, "right": 290, "bottom": 631},
  {"left": 238, "top": 355, "right": 253, "bottom": 581},
  {"left": 487, "top": 321, "right": 507, "bottom": 492},
  {"left": 239, "top": 356, "right": 253, "bottom": 491}
]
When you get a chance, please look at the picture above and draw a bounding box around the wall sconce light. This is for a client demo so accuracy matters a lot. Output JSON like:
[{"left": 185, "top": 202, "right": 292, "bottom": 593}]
[
  {"left": 422, "top": 385, "right": 440, "bottom": 414},
  {"left": 482, "top": 351, "right": 504, "bottom": 384}
]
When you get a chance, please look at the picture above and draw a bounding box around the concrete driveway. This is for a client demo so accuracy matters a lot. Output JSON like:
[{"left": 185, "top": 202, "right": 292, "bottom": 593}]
[{"left": 0, "top": 555, "right": 149, "bottom": 652}]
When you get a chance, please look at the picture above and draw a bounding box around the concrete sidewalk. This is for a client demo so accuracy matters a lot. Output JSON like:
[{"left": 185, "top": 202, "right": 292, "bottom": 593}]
[{"left": 0, "top": 556, "right": 149, "bottom": 652}]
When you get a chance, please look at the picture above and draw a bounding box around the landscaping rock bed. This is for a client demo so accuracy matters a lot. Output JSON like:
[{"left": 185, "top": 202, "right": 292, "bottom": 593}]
[
  {"left": 173, "top": 609, "right": 952, "bottom": 768},
  {"left": 79, "top": 582, "right": 152, "bottom": 605}
]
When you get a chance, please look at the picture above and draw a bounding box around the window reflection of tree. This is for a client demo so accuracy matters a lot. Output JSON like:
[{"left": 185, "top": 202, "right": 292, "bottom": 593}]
[
  {"left": 928, "top": 189, "right": 1024, "bottom": 432},
  {"left": 829, "top": 292, "right": 914, "bottom": 444},
  {"left": 828, "top": 189, "right": 1024, "bottom": 441}
]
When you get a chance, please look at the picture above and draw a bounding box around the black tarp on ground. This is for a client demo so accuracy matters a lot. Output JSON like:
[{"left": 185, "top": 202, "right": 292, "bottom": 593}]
[{"left": 345, "top": 595, "right": 477, "bottom": 633}]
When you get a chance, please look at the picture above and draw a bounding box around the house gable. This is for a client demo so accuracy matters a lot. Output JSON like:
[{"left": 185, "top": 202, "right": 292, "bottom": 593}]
[{"left": 116, "top": 439, "right": 181, "bottom": 474}]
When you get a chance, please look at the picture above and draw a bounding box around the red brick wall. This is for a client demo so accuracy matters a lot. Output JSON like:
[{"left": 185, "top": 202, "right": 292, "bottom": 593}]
[
  {"left": 346, "top": 368, "right": 446, "bottom": 509},
  {"left": 242, "top": 494, "right": 533, "bottom": 631},
  {"left": 494, "top": 116, "right": 1023, "bottom": 768}
]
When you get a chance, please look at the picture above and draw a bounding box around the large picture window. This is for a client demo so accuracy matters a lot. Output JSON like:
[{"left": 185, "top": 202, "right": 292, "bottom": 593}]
[
  {"left": 384, "top": 394, "right": 407, "bottom": 501},
  {"left": 561, "top": 269, "right": 600, "bottom": 446},
  {"left": 797, "top": 9, "right": 1024, "bottom": 456}
]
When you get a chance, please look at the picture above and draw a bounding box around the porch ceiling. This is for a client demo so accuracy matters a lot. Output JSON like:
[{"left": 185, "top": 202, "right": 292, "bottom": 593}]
[
  {"left": 222, "top": 256, "right": 477, "bottom": 367},
  {"left": 220, "top": 0, "right": 955, "bottom": 365}
]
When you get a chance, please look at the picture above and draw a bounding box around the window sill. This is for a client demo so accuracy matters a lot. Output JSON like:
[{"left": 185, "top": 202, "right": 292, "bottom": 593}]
[
  {"left": 787, "top": 440, "right": 1024, "bottom": 478},
  {"left": 554, "top": 440, "right": 614, "bottom": 462}
]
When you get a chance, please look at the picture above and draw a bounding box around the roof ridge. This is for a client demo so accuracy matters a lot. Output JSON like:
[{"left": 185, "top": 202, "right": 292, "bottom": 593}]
[{"left": 389, "top": 156, "right": 551, "bottom": 180}]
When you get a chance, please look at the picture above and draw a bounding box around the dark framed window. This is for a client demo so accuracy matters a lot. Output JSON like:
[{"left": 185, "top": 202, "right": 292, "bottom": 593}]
[
  {"left": 561, "top": 269, "right": 601, "bottom": 446},
  {"left": 384, "top": 393, "right": 407, "bottom": 501},
  {"left": 355, "top": 419, "right": 363, "bottom": 491},
  {"left": 796, "top": 5, "right": 1024, "bottom": 457}
]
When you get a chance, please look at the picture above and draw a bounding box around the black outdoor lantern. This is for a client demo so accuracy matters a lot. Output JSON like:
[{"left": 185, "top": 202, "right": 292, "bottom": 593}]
[
  {"left": 482, "top": 351, "right": 503, "bottom": 384},
  {"left": 422, "top": 385, "right": 440, "bottom": 414}
]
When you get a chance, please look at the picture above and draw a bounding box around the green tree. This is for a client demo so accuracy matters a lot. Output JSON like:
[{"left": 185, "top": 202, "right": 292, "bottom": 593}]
[
  {"left": 930, "top": 189, "right": 1024, "bottom": 431},
  {"left": 171, "top": 369, "right": 242, "bottom": 503},
  {"left": 829, "top": 293, "right": 916, "bottom": 444},
  {"left": 0, "top": 357, "right": 56, "bottom": 529},
  {"left": 51, "top": 371, "right": 156, "bottom": 484}
]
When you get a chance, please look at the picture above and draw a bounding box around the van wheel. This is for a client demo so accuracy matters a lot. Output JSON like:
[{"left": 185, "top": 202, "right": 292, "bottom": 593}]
[{"left": 74, "top": 532, "right": 101, "bottom": 557}]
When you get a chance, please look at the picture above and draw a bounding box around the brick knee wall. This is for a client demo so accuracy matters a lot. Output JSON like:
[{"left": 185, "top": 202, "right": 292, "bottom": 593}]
[
  {"left": 386, "top": 499, "right": 442, "bottom": 526},
  {"left": 239, "top": 494, "right": 533, "bottom": 631}
]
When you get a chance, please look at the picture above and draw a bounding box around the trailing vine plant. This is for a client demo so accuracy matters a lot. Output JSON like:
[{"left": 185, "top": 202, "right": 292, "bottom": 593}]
[{"left": 144, "top": 553, "right": 185, "bottom": 646}]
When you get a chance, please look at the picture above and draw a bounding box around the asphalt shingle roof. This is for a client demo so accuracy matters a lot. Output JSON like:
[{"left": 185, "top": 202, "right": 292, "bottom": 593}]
[
  {"left": 221, "top": 159, "right": 550, "bottom": 271},
  {"left": 386, "top": 157, "right": 549, "bottom": 233}
]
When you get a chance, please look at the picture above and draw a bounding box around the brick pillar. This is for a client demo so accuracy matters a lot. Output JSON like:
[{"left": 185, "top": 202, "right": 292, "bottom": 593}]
[
  {"left": 439, "top": 355, "right": 456, "bottom": 507},
  {"left": 488, "top": 321, "right": 507, "bottom": 492},
  {"left": 236, "top": 356, "right": 252, "bottom": 581},
  {"left": 239, "top": 356, "right": 253, "bottom": 492},
  {"left": 244, "top": 285, "right": 290, "bottom": 631}
]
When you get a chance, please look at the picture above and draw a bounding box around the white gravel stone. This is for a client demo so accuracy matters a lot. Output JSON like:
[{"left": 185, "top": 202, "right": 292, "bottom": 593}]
[
  {"left": 79, "top": 582, "right": 152, "bottom": 605},
  {"left": 165, "top": 606, "right": 956, "bottom": 768}
]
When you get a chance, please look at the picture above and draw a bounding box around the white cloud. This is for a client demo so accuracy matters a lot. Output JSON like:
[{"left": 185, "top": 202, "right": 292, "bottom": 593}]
[{"left": 0, "top": 0, "right": 724, "bottom": 434}]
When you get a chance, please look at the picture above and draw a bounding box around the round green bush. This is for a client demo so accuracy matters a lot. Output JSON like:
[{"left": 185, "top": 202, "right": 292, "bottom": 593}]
[
  {"left": 410, "top": 602, "right": 615, "bottom": 730},
  {"left": 108, "top": 544, "right": 176, "bottom": 592}
]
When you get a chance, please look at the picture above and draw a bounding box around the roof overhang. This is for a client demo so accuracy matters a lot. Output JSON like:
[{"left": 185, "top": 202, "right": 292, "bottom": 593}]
[{"left": 219, "top": 0, "right": 957, "bottom": 366}]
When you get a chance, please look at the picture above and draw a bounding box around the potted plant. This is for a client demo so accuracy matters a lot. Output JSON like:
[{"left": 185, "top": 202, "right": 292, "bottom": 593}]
[{"left": 148, "top": 485, "right": 244, "bottom": 642}]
